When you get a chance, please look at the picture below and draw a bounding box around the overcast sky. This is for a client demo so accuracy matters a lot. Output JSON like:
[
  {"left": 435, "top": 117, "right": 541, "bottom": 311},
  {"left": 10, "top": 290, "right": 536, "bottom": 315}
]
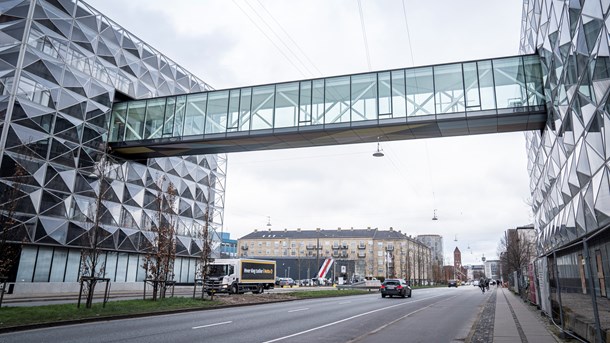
[{"left": 87, "top": 0, "right": 529, "bottom": 265}]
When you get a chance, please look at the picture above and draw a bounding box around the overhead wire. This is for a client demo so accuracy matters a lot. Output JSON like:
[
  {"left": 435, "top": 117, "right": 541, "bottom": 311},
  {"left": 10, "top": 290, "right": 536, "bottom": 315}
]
[
  {"left": 254, "top": 0, "right": 324, "bottom": 77},
  {"left": 231, "top": 0, "right": 310, "bottom": 78},
  {"left": 401, "top": 0, "right": 416, "bottom": 67},
  {"left": 400, "top": 0, "right": 437, "bottom": 215},
  {"left": 241, "top": 1, "right": 318, "bottom": 78},
  {"left": 357, "top": 0, "right": 372, "bottom": 71}
]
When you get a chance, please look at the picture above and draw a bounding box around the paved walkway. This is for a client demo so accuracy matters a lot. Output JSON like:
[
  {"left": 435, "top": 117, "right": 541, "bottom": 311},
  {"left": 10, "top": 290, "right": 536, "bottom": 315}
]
[{"left": 471, "top": 287, "right": 560, "bottom": 343}]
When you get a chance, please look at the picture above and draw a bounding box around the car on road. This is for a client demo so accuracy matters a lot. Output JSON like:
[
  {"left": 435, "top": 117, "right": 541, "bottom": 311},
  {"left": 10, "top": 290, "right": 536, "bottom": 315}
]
[
  {"left": 448, "top": 279, "right": 458, "bottom": 288},
  {"left": 380, "top": 279, "right": 412, "bottom": 298},
  {"left": 277, "top": 277, "right": 296, "bottom": 287}
]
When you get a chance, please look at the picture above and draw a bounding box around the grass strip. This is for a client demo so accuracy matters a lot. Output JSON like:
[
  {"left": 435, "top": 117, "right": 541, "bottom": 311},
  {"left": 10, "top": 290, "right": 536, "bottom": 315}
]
[
  {"left": 0, "top": 289, "right": 372, "bottom": 329},
  {"left": 0, "top": 297, "right": 222, "bottom": 329}
]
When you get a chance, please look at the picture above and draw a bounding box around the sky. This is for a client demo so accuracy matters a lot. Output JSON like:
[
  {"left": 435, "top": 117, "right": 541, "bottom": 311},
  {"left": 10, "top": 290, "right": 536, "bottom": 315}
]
[{"left": 87, "top": 0, "right": 530, "bottom": 265}]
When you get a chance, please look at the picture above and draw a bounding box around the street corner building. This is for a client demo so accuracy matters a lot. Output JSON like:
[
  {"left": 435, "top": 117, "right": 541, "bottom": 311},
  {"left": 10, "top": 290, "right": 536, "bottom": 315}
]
[{"left": 0, "top": 0, "right": 226, "bottom": 294}]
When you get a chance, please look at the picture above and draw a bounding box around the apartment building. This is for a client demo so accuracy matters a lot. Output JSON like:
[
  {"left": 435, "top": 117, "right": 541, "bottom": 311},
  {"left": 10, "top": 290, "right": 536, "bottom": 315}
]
[{"left": 238, "top": 227, "right": 432, "bottom": 284}]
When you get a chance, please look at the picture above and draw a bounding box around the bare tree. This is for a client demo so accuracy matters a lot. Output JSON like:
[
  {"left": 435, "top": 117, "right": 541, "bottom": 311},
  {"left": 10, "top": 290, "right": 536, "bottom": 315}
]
[
  {"left": 142, "top": 176, "right": 177, "bottom": 301},
  {"left": 0, "top": 154, "right": 28, "bottom": 307},
  {"left": 79, "top": 150, "right": 114, "bottom": 309},
  {"left": 498, "top": 228, "right": 536, "bottom": 292},
  {"left": 195, "top": 205, "right": 214, "bottom": 300}
]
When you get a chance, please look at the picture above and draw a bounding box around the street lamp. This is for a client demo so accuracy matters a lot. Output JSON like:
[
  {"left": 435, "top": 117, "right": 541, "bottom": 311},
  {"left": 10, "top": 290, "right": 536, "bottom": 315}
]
[{"left": 373, "top": 137, "right": 384, "bottom": 157}]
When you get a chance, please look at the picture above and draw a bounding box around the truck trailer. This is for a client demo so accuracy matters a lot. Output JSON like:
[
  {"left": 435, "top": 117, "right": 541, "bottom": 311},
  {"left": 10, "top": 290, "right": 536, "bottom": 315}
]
[{"left": 204, "top": 259, "right": 276, "bottom": 295}]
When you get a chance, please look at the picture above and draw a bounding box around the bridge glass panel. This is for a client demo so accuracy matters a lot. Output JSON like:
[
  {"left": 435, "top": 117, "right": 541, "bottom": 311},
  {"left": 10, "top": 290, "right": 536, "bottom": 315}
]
[
  {"left": 434, "top": 63, "right": 465, "bottom": 114},
  {"left": 227, "top": 89, "right": 240, "bottom": 132},
  {"left": 162, "top": 97, "right": 176, "bottom": 137},
  {"left": 463, "top": 62, "right": 481, "bottom": 111},
  {"left": 205, "top": 90, "right": 228, "bottom": 134},
  {"left": 523, "top": 55, "right": 545, "bottom": 106},
  {"left": 477, "top": 60, "right": 496, "bottom": 110},
  {"left": 109, "top": 102, "right": 127, "bottom": 141},
  {"left": 406, "top": 67, "right": 434, "bottom": 116},
  {"left": 378, "top": 72, "right": 391, "bottom": 116},
  {"left": 125, "top": 100, "right": 146, "bottom": 140},
  {"left": 312, "top": 79, "right": 325, "bottom": 125},
  {"left": 299, "top": 80, "right": 312, "bottom": 125},
  {"left": 324, "top": 76, "right": 350, "bottom": 124},
  {"left": 239, "top": 88, "right": 252, "bottom": 131},
  {"left": 275, "top": 82, "right": 299, "bottom": 128},
  {"left": 351, "top": 73, "right": 378, "bottom": 122},
  {"left": 144, "top": 98, "right": 166, "bottom": 139},
  {"left": 391, "top": 70, "right": 406, "bottom": 118},
  {"left": 184, "top": 93, "right": 207, "bottom": 136},
  {"left": 493, "top": 57, "right": 527, "bottom": 109},
  {"left": 172, "top": 95, "right": 186, "bottom": 137},
  {"left": 251, "top": 86, "right": 275, "bottom": 130}
]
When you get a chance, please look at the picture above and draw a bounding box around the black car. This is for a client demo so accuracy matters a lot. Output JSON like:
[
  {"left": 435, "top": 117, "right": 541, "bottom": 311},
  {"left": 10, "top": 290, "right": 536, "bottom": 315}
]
[
  {"left": 380, "top": 279, "right": 412, "bottom": 298},
  {"left": 448, "top": 279, "right": 458, "bottom": 288}
]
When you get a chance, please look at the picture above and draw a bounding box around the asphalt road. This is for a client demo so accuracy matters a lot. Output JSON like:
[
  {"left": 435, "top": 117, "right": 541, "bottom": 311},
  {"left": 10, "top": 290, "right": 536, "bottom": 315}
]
[{"left": 0, "top": 286, "right": 487, "bottom": 343}]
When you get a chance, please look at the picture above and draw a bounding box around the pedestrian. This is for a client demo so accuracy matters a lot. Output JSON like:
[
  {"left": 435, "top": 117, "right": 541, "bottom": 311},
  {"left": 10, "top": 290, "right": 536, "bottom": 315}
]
[
  {"left": 496, "top": 279, "right": 500, "bottom": 288},
  {"left": 485, "top": 278, "right": 490, "bottom": 291},
  {"left": 479, "top": 277, "right": 486, "bottom": 293}
]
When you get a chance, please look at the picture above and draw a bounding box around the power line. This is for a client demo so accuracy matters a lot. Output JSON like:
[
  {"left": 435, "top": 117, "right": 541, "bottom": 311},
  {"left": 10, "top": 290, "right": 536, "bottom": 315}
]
[
  {"left": 357, "top": 0, "right": 372, "bottom": 71},
  {"left": 401, "top": 0, "right": 416, "bottom": 67},
  {"left": 254, "top": 0, "right": 324, "bottom": 77},
  {"left": 242, "top": 1, "right": 318, "bottom": 78},
  {"left": 231, "top": 0, "right": 309, "bottom": 78}
]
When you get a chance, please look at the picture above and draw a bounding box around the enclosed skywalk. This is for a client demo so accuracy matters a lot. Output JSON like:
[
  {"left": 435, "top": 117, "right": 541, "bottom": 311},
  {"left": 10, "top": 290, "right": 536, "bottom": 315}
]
[{"left": 108, "top": 54, "right": 546, "bottom": 159}]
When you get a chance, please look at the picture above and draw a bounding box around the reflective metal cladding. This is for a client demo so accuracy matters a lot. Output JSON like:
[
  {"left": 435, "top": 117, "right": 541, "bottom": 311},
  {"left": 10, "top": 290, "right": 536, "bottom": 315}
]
[{"left": 109, "top": 55, "right": 547, "bottom": 158}]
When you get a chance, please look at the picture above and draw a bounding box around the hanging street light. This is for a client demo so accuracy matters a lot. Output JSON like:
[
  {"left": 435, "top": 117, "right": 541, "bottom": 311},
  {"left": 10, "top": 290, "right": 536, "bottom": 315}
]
[{"left": 373, "top": 137, "right": 384, "bottom": 157}]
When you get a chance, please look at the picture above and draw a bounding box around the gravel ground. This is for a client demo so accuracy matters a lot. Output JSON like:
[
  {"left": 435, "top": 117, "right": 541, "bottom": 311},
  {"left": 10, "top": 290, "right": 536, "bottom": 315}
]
[{"left": 469, "top": 291, "right": 496, "bottom": 343}]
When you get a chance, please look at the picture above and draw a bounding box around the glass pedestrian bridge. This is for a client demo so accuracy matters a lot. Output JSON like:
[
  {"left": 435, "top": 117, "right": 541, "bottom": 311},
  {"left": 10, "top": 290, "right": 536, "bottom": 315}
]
[{"left": 108, "top": 54, "right": 546, "bottom": 159}]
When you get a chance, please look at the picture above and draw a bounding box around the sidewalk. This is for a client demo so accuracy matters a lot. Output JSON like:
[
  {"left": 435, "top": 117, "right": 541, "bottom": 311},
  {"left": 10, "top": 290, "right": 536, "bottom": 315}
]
[{"left": 493, "top": 287, "right": 559, "bottom": 343}]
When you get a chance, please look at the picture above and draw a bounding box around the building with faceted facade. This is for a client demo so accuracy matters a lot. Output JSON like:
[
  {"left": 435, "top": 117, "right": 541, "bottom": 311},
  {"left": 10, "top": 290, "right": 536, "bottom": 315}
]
[
  {"left": 0, "top": 0, "right": 225, "bottom": 292},
  {"left": 521, "top": 1, "right": 610, "bottom": 340}
]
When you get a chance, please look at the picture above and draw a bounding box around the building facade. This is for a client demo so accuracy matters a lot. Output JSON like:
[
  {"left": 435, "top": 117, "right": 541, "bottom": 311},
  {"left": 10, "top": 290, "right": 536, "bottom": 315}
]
[
  {"left": 416, "top": 234, "right": 444, "bottom": 283},
  {"left": 219, "top": 232, "right": 237, "bottom": 259},
  {"left": 0, "top": 0, "right": 225, "bottom": 293},
  {"left": 238, "top": 228, "right": 432, "bottom": 284},
  {"left": 521, "top": 0, "right": 610, "bottom": 340}
]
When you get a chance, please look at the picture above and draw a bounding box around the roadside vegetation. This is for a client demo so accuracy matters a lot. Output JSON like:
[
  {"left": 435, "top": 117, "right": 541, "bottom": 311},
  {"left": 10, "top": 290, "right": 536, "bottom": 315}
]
[
  {"left": 0, "top": 289, "right": 369, "bottom": 330},
  {"left": 0, "top": 297, "right": 223, "bottom": 329}
]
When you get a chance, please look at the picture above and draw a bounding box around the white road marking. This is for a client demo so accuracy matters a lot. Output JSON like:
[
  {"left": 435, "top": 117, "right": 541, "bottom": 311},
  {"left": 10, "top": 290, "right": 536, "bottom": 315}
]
[
  {"left": 192, "top": 321, "right": 232, "bottom": 329},
  {"left": 288, "top": 308, "right": 310, "bottom": 313},
  {"left": 263, "top": 294, "right": 448, "bottom": 343},
  {"left": 337, "top": 301, "right": 351, "bottom": 304}
]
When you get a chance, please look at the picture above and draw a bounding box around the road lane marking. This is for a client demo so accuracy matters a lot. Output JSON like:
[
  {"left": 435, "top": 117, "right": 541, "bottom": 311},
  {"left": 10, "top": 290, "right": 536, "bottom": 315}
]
[
  {"left": 337, "top": 301, "right": 351, "bottom": 304},
  {"left": 192, "top": 321, "right": 232, "bottom": 329},
  {"left": 263, "top": 294, "right": 447, "bottom": 342},
  {"left": 288, "top": 308, "right": 310, "bottom": 313},
  {"left": 369, "top": 295, "right": 459, "bottom": 335}
]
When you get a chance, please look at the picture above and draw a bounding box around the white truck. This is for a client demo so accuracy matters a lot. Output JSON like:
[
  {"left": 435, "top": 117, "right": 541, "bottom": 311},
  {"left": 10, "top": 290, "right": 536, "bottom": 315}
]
[{"left": 204, "top": 258, "right": 276, "bottom": 295}]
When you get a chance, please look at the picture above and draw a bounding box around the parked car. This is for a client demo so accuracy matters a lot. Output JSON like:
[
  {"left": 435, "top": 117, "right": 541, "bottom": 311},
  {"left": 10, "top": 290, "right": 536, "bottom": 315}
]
[
  {"left": 298, "top": 279, "right": 310, "bottom": 287},
  {"left": 473, "top": 280, "right": 480, "bottom": 287},
  {"left": 448, "top": 279, "right": 458, "bottom": 288},
  {"left": 380, "top": 279, "right": 412, "bottom": 298}
]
